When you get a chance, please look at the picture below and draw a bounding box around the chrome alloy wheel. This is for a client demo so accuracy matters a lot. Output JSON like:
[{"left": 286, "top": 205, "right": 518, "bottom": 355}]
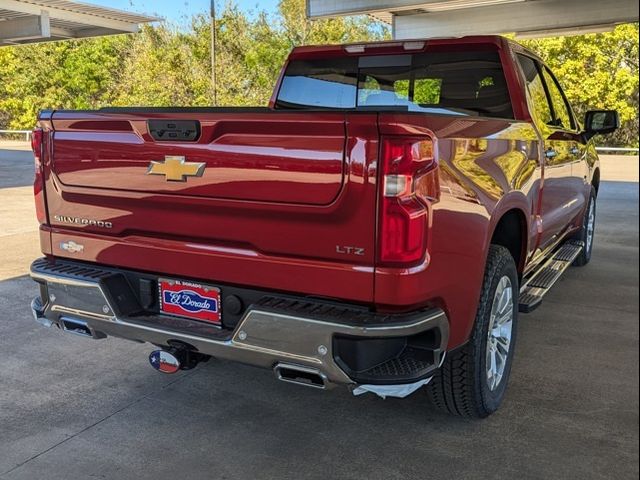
[
  {"left": 485, "top": 276, "right": 514, "bottom": 391},
  {"left": 586, "top": 198, "right": 596, "bottom": 253}
]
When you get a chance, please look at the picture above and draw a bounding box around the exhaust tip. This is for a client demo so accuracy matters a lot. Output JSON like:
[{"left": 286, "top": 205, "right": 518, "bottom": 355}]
[
  {"left": 60, "top": 317, "right": 95, "bottom": 338},
  {"left": 274, "top": 363, "right": 326, "bottom": 389}
]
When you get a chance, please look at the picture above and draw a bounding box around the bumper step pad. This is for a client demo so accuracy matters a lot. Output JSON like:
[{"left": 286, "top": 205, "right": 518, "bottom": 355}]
[
  {"left": 519, "top": 241, "right": 583, "bottom": 313},
  {"left": 355, "top": 347, "right": 436, "bottom": 384}
]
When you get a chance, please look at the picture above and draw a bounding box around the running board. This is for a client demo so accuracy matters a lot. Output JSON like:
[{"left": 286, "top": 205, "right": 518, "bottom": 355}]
[{"left": 519, "top": 241, "right": 584, "bottom": 313}]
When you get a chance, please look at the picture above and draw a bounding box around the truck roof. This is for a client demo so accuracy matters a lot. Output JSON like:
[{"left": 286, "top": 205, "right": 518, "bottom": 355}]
[{"left": 288, "top": 35, "right": 541, "bottom": 62}]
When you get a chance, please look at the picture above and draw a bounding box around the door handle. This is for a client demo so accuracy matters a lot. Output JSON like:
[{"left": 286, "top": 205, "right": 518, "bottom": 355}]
[
  {"left": 545, "top": 148, "right": 558, "bottom": 159},
  {"left": 570, "top": 146, "right": 581, "bottom": 156}
]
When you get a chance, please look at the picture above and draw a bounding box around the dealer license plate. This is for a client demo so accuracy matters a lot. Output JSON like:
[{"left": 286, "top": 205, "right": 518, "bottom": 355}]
[{"left": 158, "top": 278, "right": 221, "bottom": 325}]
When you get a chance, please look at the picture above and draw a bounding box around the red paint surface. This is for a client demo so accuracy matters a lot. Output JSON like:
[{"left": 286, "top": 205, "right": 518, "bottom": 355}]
[{"left": 35, "top": 36, "right": 599, "bottom": 350}]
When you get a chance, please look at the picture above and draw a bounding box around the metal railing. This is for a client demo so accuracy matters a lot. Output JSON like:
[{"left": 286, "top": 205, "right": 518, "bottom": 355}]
[
  {"left": 595, "top": 147, "right": 639, "bottom": 154},
  {"left": 0, "top": 130, "right": 32, "bottom": 142}
]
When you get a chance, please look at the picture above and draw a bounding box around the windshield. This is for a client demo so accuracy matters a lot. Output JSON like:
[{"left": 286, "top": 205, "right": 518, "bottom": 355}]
[{"left": 275, "top": 50, "right": 514, "bottom": 119}]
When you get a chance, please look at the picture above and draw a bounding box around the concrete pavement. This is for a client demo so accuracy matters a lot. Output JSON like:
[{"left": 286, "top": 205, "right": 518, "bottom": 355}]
[
  {"left": 0, "top": 147, "right": 638, "bottom": 479},
  {"left": 0, "top": 144, "right": 41, "bottom": 279}
]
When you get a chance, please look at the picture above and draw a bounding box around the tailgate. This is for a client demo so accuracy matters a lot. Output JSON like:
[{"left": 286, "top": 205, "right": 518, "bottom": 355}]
[
  {"left": 43, "top": 110, "right": 379, "bottom": 303},
  {"left": 52, "top": 110, "right": 346, "bottom": 205}
]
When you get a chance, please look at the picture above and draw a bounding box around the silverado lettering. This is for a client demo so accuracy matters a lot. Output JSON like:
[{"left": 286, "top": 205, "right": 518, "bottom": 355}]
[
  {"left": 53, "top": 215, "right": 113, "bottom": 229},
  {"left": 29, "top": 36, "right": 619, "bottom": 418}
]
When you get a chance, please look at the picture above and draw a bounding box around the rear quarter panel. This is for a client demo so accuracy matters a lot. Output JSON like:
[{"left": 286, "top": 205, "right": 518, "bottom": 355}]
[{"left": 375, "top": 114, "right": 541, "bottom": 348}]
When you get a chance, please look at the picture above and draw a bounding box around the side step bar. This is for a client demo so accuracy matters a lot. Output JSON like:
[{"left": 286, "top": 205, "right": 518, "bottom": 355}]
[{"left": 519, "top": 241, "right": 584, "bottom": 313}]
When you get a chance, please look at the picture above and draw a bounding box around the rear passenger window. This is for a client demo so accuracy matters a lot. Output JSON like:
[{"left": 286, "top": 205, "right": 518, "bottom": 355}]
[
  {"left": 394, "top": 80, "right": 410, "bottom": 100},
  {"left": 358, "top": 74, "right": 408, "bottom": 106},
  {"left": 357, "top": 66, "right": 415, "bottom": 108},
  {"left": 408, "top": 51, "right": 513, "bottom": 118},
  {"left": 414, "top": 78, "right": 442, "bottom": 104},
  {"left": 517, "top": 55, "right": 553, "bottom": 126}
]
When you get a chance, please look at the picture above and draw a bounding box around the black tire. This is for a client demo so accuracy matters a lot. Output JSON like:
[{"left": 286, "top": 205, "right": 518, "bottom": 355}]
[
  {"left": 572, "top": 187, "right": 597, "bottom": 267},
  {"left": 426, "top": 245, "right": 519, "bottom": 418}
]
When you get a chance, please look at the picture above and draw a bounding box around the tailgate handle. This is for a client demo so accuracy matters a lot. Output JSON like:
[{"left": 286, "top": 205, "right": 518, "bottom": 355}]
[{"left": 148, "top": 120, "right": 201, "bottom": 142}]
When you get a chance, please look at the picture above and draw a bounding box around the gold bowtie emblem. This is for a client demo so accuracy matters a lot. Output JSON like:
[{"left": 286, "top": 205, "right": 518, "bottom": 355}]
[{"left": 147, "top": 156, "right": 206, "bottom": 182}]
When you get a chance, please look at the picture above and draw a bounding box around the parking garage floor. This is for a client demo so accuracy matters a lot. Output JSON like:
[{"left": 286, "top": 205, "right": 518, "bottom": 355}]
[{"left": 0, "top": 144, "right": 638, "bottom": 480}]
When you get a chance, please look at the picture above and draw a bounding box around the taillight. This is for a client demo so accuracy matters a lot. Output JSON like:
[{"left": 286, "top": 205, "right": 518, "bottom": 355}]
[
  {"left": 31, "top": 127, "right": 47, "bottom": 224},
  {"left": 378, "top": 136, "right": 439, "bottom": 267}
]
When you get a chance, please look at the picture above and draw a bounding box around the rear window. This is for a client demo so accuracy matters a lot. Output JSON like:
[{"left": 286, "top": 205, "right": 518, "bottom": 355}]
[
  {"left": 276, "top": 51, "right": 513, "bottom": 119},
  {"left": 276, "top": 57, "right": 358, "bottom": 109}
]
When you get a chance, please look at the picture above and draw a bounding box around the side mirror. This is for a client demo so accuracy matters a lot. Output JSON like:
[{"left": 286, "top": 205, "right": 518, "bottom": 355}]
[{"left": 584, "top": 110, "right": 620, "bottom": 139}]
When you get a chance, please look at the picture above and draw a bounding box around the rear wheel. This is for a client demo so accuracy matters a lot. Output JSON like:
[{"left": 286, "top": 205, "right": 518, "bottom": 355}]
[
  {"left": 572, "top": 187, "right": 597, "bottom": 267},
  {"left": 426, "top": 245, "right": 519, "bottom": 418}
]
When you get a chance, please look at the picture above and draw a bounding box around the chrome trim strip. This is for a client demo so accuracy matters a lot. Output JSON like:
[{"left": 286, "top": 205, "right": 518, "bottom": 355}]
[
  {"left": 31, "top": 271, "right": 100, "bottom": 289},
  {"left": 51, "top": 305, "right": 113, "bottom": 321}
]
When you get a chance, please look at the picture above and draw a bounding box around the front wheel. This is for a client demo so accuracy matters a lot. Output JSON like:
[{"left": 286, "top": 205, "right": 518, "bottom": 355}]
[
  {"left": 426, "top": 245, "right": 519, "bottom": 418},
  {"left": 573, "top": 187, "right": 597, "bottom": 267}
]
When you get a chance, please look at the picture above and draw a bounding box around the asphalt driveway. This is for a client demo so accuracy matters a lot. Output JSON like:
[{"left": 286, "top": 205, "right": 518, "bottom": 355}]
[{"left": 0, "top": 146, "right": 638, "bottom": 479}]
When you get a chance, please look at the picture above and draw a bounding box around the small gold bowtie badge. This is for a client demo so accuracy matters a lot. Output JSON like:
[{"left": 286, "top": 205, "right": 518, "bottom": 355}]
[{"left": 147, "top": 156, "right": 206, "bottom": 182}]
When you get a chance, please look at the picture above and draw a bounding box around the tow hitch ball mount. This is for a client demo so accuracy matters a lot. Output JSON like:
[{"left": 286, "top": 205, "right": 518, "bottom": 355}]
[{"left": 149, "top": 342, "right": 210, "bottom": 374}]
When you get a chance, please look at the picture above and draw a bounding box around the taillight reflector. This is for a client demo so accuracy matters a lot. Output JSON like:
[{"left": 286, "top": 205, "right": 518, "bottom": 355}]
[{"left": 378, "top": 136, "right": 439, "bottom": 267}]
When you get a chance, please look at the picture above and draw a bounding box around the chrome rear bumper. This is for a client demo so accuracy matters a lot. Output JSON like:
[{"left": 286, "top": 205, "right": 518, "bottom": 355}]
[{"left": 30, "top": 258, "right": 449, "bottom": 388}]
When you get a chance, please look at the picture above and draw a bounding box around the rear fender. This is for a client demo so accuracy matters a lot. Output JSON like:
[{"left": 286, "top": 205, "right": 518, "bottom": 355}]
[{"left": 485, "top": 193, "right": 531, "bottom": 272}]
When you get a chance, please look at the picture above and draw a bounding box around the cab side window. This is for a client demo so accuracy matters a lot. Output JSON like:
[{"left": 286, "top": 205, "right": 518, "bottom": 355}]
[
  {"left": 541, "top": 67, "right": 575, "bottom": 130},
  {"left": 517, "top": 54, "right": 553, "bottom": 126}
]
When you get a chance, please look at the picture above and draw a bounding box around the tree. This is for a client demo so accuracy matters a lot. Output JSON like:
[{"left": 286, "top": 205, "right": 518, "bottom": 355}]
[
  {"left": 110, "top": 23, "right": 211, "bottom": 107},
  {"left": 0, "top": 36, "right": 127, "bottom": 128},
  {"left": 521, "top": 23, "right": 639, "bottom": 147},
  {"left": 0, "top": 1, "right": 637, "bottom": 148},
  {"left": 278, "top": 0, "right": 387, "bottom": 47}
]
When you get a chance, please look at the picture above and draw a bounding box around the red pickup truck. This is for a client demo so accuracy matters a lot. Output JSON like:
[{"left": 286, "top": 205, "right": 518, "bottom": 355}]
[{"left": 29, "top": 36, "right": 618, "bottom": 418}]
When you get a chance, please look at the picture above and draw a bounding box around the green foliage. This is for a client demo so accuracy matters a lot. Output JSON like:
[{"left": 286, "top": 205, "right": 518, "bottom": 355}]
[
  {"left": 110, "top": 24, "right": 212, "bottom": 107},
  {"left": 0, "top": 0, "right": 637, "bottom": 147},
  {"left": 0, "top": 0, "right": 388, "bottom": 122},
  {"left": 520, "top": 23, "right": 639, "bottom": 146},
  {"left": 278, "top": 0, "right": 385, "bottom": 46},
  {"left": 0, "top": 36, "right": 128, "bottom": 127}
]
